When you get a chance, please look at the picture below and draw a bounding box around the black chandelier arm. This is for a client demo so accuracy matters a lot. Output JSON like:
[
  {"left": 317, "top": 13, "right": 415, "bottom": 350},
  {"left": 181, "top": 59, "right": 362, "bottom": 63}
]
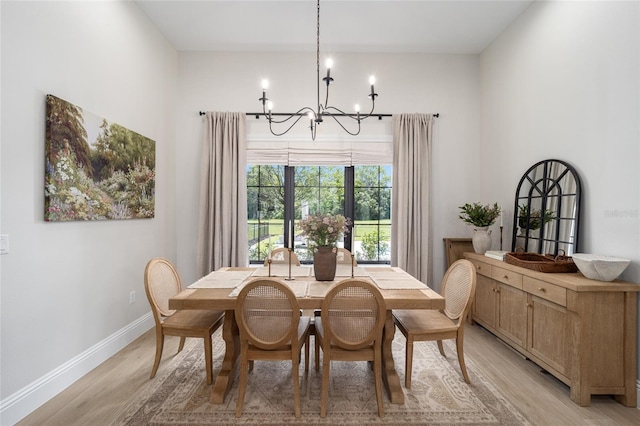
[
  {"left": 262, "top": 106, "right": 316, "bottom": 125},
  {"left": 267, "top": 114, "right": 307, "bottom": 136},
  {"left": 323, "top": 105, "right": 361, "bottom": 121},
  {"left": 326, "top": 113, "right": 362, "bottom": 136}
]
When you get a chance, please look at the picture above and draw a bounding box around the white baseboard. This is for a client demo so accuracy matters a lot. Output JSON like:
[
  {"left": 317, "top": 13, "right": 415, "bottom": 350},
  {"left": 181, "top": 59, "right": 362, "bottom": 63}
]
[{"left": 0, "top": 313, "right": 154, "bottom": 425}]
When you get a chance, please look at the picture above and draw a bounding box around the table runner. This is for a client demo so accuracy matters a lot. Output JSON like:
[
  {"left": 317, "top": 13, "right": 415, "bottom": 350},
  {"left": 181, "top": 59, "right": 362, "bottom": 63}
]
[
  {"left": 368, "top": 268, "right": 428, "bottom": 289},
  {"left": 334, "top": 265, "right": 370, "bottom": 277},
  {"left": 188, "top": 270, "right": 254, "bottom": 289},
  {"left": 251, "top": 265, "right": 312, "bottom": 277},
  {"left": 229, "top": 280, "right": 309, "bottom": 298}
]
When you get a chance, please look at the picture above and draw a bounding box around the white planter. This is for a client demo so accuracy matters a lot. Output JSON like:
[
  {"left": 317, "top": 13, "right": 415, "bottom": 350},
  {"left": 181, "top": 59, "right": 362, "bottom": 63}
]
[{"left": 472, "top": 227, "right": 492, "bottom": 254}]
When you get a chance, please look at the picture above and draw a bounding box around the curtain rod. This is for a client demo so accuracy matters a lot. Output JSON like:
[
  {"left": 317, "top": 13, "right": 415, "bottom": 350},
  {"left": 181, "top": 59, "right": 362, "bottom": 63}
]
[{"left": 198, "top": 111, "right": 439, "bottom": 119}]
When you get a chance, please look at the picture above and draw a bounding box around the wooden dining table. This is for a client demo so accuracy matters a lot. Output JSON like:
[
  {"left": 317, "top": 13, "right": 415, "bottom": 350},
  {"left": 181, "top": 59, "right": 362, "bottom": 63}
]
[{"left": 169, "top": 264, "right": 445, "bottom": 405}]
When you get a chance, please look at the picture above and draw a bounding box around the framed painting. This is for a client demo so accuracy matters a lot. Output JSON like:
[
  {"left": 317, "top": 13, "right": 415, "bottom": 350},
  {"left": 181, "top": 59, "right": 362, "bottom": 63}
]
[{"left": 45, "top": 95, "right": 155, "bottom": 221}]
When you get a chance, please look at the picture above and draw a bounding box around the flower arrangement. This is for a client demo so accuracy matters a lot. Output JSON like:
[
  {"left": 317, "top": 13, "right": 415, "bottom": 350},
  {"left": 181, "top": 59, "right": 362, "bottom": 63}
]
[
  {"left": 298, "top": 214, "right": 351, "bottom": 250},
  {"left": 458, "top": 202, "right": 501, "bottom": 227},
  {"left": 518, "top": 204, "right": 555, "bottom": 230}
]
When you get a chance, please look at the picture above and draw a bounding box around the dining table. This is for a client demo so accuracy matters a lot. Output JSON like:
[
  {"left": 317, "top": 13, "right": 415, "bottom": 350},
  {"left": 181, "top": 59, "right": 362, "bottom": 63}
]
[{"left": 168, "top": 263, "right": 445, "bottom": 405}]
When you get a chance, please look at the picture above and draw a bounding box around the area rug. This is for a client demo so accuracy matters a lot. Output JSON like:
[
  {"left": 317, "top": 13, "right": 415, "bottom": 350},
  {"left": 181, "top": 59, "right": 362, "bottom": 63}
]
[{"left": 116, "top": 329, "right": 530, "bottom": 425}]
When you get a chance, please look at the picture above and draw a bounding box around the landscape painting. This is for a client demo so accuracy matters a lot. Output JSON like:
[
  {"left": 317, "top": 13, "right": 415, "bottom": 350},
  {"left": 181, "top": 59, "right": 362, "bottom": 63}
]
[{"left": 45, "top": 95, "right": 155, "bottom": 221}]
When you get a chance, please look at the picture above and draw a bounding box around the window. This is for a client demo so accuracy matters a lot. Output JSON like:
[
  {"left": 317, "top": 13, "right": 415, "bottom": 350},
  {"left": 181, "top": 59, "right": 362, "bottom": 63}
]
[
  {"left": 354, "top": 165, "right": 392, "bottom": 262},
  {"left": 247, "top": 165, "right": 285, "bottom": 262},
  {"left": 247, "top": 165, "right": 392, "bottom": 264}
]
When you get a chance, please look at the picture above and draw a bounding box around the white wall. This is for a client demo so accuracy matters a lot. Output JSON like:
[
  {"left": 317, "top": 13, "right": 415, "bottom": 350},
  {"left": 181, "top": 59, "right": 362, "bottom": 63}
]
[
  {"left": 0, "top": 1, "right": 178, "bottom": 422},
  {"left": 175, "top": 51, "right": 481, "bottom": 288},
  {"left": 4, "top": 0, "right": 637, "bottom": 422},
  {"left": 480, "top": 0, "right": 639, "bottom": 382}
]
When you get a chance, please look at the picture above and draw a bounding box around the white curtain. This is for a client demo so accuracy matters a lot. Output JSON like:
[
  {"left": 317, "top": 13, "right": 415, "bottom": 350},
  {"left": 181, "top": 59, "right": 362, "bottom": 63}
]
[
  {"left": 391, "top": 114, "right": 434, "bottom": 283},
  {"left": 197, "top": 112, "right": 248, "bottom": 277}
]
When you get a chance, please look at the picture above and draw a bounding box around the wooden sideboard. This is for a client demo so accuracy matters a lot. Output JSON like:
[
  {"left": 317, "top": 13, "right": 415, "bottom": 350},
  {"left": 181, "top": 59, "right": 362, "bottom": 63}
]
[{"left": 464, "top": 252, "right": 639, "bottom": 407}]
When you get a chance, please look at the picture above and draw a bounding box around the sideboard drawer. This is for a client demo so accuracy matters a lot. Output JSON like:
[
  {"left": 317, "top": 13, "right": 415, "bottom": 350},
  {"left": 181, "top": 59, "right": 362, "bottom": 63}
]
[
  {"left": 470, "top": 260, "right": 492, "bottom": 277},
  {"left": 491, "top": 266, "right": 523, "bottom": 289},
  {"left": 523, "top": 276, "right": 567, "bottom": 306}
]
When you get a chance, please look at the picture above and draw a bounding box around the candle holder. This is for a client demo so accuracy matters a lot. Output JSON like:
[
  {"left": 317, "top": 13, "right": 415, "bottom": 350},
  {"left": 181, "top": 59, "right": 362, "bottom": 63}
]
[
  {"left": 285, "top": 248, "right": 295, "bottom": 281},
  {"left": 500, "top": 226, "right": 504, "bottom": 251},
  {"left": 351, "top": 254, "right": 355, "bottom": 278},
  {"left": 267, "top": 258, "right": 272, "bottom": 277}
]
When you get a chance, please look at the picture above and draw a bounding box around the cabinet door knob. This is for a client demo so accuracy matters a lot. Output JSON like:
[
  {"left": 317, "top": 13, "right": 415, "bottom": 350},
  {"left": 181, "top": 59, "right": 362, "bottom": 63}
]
[
  {"left": 538, "top": 287, "right": 546, "bottom": 292},
  {"left": 503, "top": 275, "right": 509, "bottom": 280}
]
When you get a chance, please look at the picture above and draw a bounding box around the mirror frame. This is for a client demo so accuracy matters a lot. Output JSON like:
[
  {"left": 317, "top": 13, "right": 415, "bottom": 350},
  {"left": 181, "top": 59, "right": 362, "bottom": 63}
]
[{"left": 511, "top": 159, "right": 582, "bottom": 255}]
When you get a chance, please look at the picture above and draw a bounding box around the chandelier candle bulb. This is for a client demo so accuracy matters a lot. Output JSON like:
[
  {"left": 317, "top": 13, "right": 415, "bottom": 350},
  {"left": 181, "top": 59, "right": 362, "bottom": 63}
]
[{"left": 352, "top": 224, "right": 355, "bottom": 249}]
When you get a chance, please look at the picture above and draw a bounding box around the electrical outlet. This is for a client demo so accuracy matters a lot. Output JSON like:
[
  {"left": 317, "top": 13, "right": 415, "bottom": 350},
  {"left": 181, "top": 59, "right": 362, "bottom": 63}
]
[
  {"left": 0, "top": 234, "right": 8, "bottom": 255},
  {"left": 129, "top": 291, "right": 136, "bottom": 304}
]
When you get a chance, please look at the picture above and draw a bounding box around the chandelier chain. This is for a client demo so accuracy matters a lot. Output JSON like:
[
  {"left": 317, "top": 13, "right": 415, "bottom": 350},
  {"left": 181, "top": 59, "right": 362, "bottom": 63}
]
[{"left": 258, "top": 0, "right": 378, "bottom": 140}]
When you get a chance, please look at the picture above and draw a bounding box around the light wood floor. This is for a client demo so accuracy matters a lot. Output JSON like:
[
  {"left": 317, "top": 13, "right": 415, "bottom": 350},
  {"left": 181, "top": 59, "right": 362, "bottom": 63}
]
[{"left": 17, "top": 324, "right": 640, "bottom": 425}]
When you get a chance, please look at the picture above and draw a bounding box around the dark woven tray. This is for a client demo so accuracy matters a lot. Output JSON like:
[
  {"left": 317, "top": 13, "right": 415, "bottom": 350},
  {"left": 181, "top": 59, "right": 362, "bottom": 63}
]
[{"left": 505, "top": 252, "right": 578, "bottom": 273}]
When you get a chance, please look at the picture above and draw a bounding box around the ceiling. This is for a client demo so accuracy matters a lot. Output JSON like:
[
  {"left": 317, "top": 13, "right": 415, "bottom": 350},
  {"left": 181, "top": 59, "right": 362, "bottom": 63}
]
[{"left": 134, "top": 0, "right": 534, "bottom": 54}]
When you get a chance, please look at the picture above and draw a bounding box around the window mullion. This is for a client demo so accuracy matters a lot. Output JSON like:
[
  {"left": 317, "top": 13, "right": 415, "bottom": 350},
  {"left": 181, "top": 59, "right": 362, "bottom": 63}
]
[
  {"left": 284, "top": 166, "right": 295, "bottom": 249},
  {"left": 345, "top": 166, "right": 354, "bottom": 252}
]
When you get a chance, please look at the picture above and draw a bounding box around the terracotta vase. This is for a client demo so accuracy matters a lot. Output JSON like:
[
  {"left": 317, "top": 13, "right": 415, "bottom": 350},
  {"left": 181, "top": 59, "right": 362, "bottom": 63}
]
[
  {"left": 313, "top": 246, "right": 337, "bottom": 281},
  {"left": 472, "top": 227, "right": 492, "bottom": 254}
]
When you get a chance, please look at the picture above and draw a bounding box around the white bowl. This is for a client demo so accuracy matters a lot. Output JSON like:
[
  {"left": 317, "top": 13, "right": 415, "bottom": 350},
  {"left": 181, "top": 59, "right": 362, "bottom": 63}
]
[{"left": 572, "top": 253, "right": 631, "bottom": 282}]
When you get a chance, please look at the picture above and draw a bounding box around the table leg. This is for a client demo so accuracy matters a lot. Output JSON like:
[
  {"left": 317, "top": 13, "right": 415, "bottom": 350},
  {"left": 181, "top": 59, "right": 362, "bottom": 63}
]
[
  {"left": 210, "top": 310, "right": 240, "bottom": 404},
  {"left": 382, "top": 310, "right": 405, "bottom": 404}
]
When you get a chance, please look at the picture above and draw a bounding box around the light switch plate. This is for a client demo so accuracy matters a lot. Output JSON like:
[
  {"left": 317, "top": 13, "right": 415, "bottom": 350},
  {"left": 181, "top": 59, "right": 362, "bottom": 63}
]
[{"left": 0, "top": 234, "right": 8, "bottom": 255}]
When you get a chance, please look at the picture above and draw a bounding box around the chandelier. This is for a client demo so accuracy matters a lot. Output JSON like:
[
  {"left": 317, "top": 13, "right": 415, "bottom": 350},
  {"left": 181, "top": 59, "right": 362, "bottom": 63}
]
[{"left": 258, "top": 0, "right": 378, "bottom": 140}]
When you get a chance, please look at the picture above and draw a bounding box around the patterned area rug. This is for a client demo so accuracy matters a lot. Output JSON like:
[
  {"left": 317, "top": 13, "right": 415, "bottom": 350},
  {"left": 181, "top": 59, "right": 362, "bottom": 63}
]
[{"left": 116, "top": 329, "right": 530, "bottom": 425}]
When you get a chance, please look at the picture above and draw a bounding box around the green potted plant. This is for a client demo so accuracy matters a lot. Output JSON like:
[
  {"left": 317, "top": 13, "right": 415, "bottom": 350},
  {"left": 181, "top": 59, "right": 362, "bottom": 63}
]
[
  {"left": 458, "top": 202, "right": 501, "bottom": 227},
  {"left": 517, "top": 204, "right": 555, "bottom": 231},
  {"left": 458, "top": 202, "right": 501, "bottom": 254}
]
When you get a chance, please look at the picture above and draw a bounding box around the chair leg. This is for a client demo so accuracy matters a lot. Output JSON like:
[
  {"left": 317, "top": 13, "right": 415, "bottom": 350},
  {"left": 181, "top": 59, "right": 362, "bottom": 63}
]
[
  {"left": 320, "top": 355, "right": 330, "bottom": 417},
  {"left": 405, "top": 337, "right": 414, "bottom": 389},
  {"left": 292, "top": 356, "right": 301, "bottom": 417},
  {"left": 235, "top": 353, "right": 249, "bottom": 417},
  {"left": 456, "top": 337, "right": 471, "bottom": 384},
  {"left": 204, "top": 333, "right": 213, "bottom": 385},
  {"left": 304, "top": 335, "right": 310, "bottom": 374},
  {"left": 374, "top": 347, "right": 385, "bottom": 417},
  {"left": 150, "top": 329, "right": 165, "bottom": 379},
  {"left": 177, "top": 336, "right": 186, "bottom": 353},
  {"left": 437, "top": 340, "right": 446, "bottom": 357},
  {"left": 314, "top": 334, "right": 321, "bottom": 372}
]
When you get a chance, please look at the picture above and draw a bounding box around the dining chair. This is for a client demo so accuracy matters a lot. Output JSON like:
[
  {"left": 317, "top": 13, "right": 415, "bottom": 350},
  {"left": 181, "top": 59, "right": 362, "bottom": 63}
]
[
  {"left": 393, "top": 259, "right": 477, "bottom": 388},
  {"left": 144, "top": 258, "right": 224, "bottom": 384},
  {"left": 264, "top": 247, "right": 301, "bottom": 266},
  {"left": 335, "top": 247, "right": 357, "bottom": 265},
  {"left": 234, "top": 278, "right": 311, "bottom": 418},
  {"left": 315, "top": 279, "right": 386, "bottom": 417}
]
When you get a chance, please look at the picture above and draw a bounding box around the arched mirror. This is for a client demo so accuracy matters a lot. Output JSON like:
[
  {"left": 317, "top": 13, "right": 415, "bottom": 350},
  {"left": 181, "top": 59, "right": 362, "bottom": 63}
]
[{"left": 512, "top": 159, "right": 582, "bottom": 256}]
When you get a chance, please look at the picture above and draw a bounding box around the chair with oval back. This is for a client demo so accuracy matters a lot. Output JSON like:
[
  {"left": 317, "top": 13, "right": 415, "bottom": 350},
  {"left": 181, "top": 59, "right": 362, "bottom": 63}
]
[
  {"left": 393, "top": 259, "right": 477, "bottom": 388},
  {"left": 264, "top": 247, "right": 301, "bottom": 266},
  {"left": 335, "top": 247, "right": 357, "bottom": 265},
  {"left": 144, "top": 258, "right": 224, "bottom": 384},
  {"left": 234, "top": 278, "right": 311, "bottom": 418},
  {"left": 314, "top": 278, "right": 386, "bottom": 417}
]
